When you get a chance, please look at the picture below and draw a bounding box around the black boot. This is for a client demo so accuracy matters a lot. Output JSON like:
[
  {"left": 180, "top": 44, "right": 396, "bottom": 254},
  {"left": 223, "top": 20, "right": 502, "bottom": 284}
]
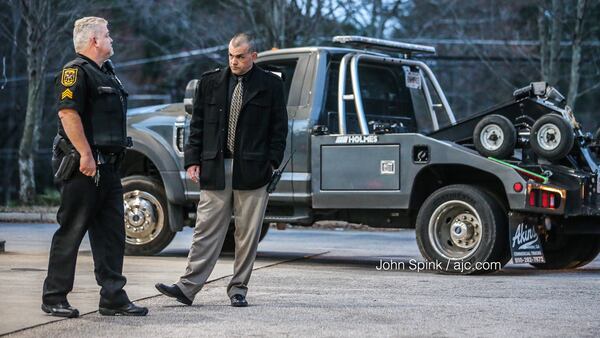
[
  {"left": 99, "top": 302, "right": 148, "bottom": 316},
  {"left": 155, "top": 283, "right": 193, "bottom": 306},
  {"left": 41, "top": 301, "right": 79, "bottom": 318}
]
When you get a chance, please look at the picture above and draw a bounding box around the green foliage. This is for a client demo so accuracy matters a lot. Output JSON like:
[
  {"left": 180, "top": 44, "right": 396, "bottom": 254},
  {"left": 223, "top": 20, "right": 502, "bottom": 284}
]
[{"left": 34, "top": 188, "right": 61, "bottom": 207}]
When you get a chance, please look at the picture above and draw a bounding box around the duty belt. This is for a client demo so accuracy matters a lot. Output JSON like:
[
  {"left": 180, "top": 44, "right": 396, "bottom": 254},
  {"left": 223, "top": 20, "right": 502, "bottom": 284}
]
[{"left": 96, "top": 150, "right": 123, "bottom": 165}]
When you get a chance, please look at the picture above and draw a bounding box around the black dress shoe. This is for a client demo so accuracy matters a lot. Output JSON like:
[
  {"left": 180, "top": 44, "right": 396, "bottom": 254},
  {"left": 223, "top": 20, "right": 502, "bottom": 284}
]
[
  {"left": 41, "top": 301, "right": 79, "bottom": 318},
  {"left": 155, "top": 283, "right": 192, "bottom": 306},
  {"left": 99, "top": 302, "right": 148, "bottom": 316},
  {"left": 230, "top": 294, "right": 248, "bottom": 307}
]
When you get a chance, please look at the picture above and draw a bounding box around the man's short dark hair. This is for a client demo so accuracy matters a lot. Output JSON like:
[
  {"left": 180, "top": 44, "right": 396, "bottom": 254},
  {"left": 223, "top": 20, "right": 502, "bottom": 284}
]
[{"left": 230, "top": 33, "right": 256, "bottom": 53}]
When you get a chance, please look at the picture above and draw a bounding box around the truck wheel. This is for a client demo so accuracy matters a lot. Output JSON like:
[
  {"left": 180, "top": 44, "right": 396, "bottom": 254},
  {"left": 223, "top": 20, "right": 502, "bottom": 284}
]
[
  {"left": 530, "top": 114, "right": 574, "bottom": 161},
  {"left": 473, "top": 114, "right": 516, "bottom": 159},
  {"left": 122, "top": 175, "right": 176, "bottom": 255},
  {"left": 531, "top": 234, "right": 600, "bottom": 270},
  {"left": 221, "top": 222, "right": 271, "bottom": 253},
  {"left": 416, "top": 185, "right": 509, "bottom": 274},
  {"left": 576, "top": 235, "right": 600, "bottom": 267}
]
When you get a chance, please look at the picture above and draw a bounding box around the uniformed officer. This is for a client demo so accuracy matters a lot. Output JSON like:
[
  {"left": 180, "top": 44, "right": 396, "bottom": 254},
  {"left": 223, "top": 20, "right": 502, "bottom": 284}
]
[{"left": 41, "top": 17, "right": 147, "bottom": 317}]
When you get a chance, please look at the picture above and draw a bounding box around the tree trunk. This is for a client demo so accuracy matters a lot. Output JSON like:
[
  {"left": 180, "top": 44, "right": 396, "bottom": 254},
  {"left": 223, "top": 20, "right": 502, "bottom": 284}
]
[
  {"left": 18, "top": 0, "right": 49, "bottom": 204},
  {"left": 566, "top": 0, "right": 586, "bottom": 110},
  {"left": 547, "top": 0, "right": 563, "bottom": 86},
  {"left": 538, "top": 6, "right": 549, "bottom": 80},
  {"left": 271, "top": 0, "right": 285, "bottom": 48},
  {"left": 3, "top": 0, "right": 21, "bottom": 205}
]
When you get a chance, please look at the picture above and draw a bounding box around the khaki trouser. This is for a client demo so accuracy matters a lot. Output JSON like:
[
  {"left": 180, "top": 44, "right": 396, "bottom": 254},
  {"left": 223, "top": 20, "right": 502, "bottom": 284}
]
[{"left": 176, "top": 159, "right": 269, "bottom": 299}]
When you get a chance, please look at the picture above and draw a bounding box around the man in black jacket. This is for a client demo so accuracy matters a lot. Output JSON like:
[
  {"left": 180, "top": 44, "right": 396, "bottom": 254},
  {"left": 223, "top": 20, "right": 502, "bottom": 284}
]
[{"left": 156, "top": 33, "right": 288, "bottom": 307}]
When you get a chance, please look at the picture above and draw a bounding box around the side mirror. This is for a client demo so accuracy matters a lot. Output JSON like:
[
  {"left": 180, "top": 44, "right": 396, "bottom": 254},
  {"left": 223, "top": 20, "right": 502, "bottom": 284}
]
[{"left": 184, "top": 79, "right": 199, "bottom": 115}]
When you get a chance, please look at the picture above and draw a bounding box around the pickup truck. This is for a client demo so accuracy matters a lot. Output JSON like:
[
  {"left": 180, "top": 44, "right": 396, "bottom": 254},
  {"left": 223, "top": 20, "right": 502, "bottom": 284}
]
[{"left": 120, "top": 36, "right": 600, "bottom": 274}]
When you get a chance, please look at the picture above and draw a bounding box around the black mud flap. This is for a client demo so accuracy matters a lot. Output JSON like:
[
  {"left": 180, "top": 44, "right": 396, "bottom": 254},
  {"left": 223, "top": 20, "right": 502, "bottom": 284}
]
[{"left": 508, "top": 212, "right": 546, "bottom": 264}]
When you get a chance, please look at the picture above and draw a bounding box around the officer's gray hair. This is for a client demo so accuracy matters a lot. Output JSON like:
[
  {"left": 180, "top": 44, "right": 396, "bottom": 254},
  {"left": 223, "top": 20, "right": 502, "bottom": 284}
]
[
  {"left": 230, "top": 33, "right": 257, "bottom": 53},
  {"left": 73, "top": 17, "right": 108, "bottom": 53}
]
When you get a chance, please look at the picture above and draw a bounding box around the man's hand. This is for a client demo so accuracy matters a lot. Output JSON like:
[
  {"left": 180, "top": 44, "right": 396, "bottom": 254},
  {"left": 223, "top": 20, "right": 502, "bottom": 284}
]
[
  {"left": 187, "top": 165, "right": 201, "bottom": 183},
  {"left": 80, "top": 153, "right": 97, "bottom": 177}
]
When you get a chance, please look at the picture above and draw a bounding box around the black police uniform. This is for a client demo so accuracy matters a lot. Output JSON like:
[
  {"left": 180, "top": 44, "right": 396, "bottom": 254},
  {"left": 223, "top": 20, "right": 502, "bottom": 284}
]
[{"left": 43, "top": 54, "right": 130, "bottom": 308}]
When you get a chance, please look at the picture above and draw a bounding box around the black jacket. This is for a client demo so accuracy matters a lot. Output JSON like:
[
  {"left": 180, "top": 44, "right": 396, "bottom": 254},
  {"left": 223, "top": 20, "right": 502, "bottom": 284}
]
[
  {"left": 56, "top": 54, "right": 128, "bottom": 152},
  {"left": 184, "top": 65, "right": 288, "bottom": 190}
]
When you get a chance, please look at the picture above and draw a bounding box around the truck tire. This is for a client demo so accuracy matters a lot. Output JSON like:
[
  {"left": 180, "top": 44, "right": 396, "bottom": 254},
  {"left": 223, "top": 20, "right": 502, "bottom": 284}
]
[
  {"left": 531, "top": 234, "right": 600, "bottom": 270},
  {"left": 221, "top": 222, "right": 271, "bottom": 253},
  {"left": 122, "top": 175, "right": 176, "bottom": 255},
  {"left": 416, "top": 184, "right": 509, "bottom": 274},
  {"left": 576, "top": 235, "right": 600, "bottom": 267},
  {"left": 473, "top": 114, "right": 516, "bottom": 159},
  {"left": 530, "top": 114, "right": 574, "bottom": 161}
]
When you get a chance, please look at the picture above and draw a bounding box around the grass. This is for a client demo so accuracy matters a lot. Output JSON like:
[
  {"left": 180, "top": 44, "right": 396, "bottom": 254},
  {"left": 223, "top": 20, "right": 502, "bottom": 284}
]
[{"left": 2, "top": 188, "right": 61, "bottom": 211}]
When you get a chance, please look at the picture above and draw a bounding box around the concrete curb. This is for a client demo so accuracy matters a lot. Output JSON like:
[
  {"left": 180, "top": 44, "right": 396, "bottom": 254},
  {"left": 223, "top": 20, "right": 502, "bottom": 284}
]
[{"left": 0, "top": 212, "right": 57, "bottom": 223}]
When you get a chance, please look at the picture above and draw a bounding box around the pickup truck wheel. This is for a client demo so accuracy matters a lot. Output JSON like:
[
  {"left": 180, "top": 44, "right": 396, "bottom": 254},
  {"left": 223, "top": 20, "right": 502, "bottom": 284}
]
[
  {"left": 531, "top": 234, "right": 600, "bottom": 270},
  {"left": 416, "top": 185, "right": 509, "bottom": 274},
  {"left": 122, "top": 176, "right": 176, "bottom": 255},
  {"left": 530, "top": 114, "right": 574, "bottom": 161},
  {"left": 473, "top": 114, "right": 516, "bottom": 159},
  {"left": 221, "top": 222, "right": 271, "bottom": 253}
]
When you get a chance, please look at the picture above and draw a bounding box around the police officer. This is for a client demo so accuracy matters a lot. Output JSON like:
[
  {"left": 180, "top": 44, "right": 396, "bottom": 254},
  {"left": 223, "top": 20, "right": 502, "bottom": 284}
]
[{"left": 41, "top": 17, "right": 147, "bottom": 317}]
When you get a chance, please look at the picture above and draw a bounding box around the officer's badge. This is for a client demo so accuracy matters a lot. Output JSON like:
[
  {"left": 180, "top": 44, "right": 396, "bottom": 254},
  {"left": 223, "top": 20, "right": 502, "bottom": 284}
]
[
  {"left": 61, "top": 68, "right": 78, "bottom": 87},
  {"left": 61, "top": 88, "right": 73, "bottom": 100}
]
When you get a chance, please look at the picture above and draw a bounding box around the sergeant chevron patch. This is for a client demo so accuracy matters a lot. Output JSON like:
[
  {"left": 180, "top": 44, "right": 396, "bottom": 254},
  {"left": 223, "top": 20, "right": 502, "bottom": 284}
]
[{"left": 61, "top": 88, "right": 73, "bottom": 100}]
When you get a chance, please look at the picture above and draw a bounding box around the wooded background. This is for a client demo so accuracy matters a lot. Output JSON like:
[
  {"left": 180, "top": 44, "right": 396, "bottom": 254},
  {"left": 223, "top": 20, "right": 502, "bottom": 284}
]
[{"left": 1, "top": 0, "right": 599, "bottom": 205}]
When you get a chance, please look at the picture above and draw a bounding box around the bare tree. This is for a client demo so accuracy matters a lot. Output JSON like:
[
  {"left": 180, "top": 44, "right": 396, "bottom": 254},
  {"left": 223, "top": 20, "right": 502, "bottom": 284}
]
[
  {"left": 399, "top": 0, "right": 600, "bottom": 121},
  {"left": 537, "top": 0, "right": 600, "bottom": 111},
  {"left": 18, "top": 0, "right": 49, "bottom": 204},
  {"left": 539, "top": 0, "right": 564, "bottom": 85},
  {"left": 566, "top": 0, "right": 586, "bottom": 110},
  {"left": 0, "top": 0, "right": 23, "bottom": 204},
  {"left": 218, "top": 0, "right": 365, "bottom": 48},
  {"left": 4, "top": 0, "right": 84, "bottom": 204},
  {"left": 334, "top": 0, "right": 409, "bottom": 38},
  {"left": 218, "top": 0, "right": 287, "bottom": 48}
]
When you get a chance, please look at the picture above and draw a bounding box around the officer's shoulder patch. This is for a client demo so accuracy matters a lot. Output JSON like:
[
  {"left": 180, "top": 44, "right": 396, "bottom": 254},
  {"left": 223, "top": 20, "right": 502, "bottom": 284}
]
[
  {"left": 201, "top": 68, "right": 220, "bottom": 77},
  {"left": 61, "top": 68, "right": 78, "bottom": 87}
]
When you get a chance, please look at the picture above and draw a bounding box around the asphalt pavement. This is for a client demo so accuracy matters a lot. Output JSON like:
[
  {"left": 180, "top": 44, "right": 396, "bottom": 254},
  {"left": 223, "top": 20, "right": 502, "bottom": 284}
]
[{"left": 1, "top": 222, "right": 599, "bottom": 337}]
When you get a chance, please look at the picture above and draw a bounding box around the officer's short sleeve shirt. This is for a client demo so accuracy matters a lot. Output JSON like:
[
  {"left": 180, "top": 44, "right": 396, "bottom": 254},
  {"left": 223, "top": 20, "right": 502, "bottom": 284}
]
[{"left": 56, "top": 65, "right": 87, "bottom": 114}]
